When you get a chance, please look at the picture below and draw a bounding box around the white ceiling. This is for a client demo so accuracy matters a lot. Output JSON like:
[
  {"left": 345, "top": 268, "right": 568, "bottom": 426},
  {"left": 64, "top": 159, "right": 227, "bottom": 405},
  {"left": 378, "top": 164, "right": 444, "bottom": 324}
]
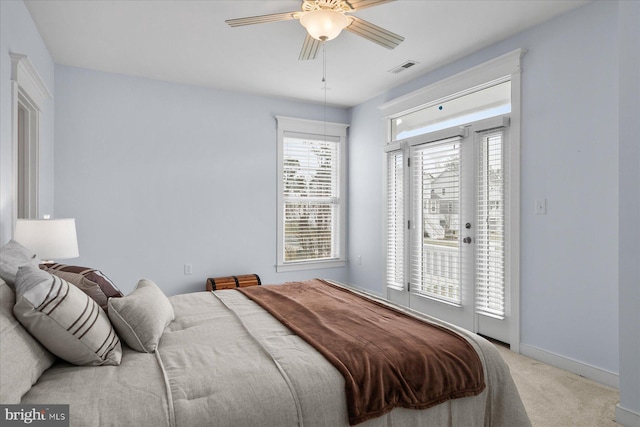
[{"left": 25, "top": 0, "right": 588, "bottom": 108}]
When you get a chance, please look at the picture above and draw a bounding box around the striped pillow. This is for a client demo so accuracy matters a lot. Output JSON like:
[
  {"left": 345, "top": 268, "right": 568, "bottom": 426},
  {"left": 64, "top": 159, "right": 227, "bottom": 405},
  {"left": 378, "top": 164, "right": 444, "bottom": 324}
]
[{"left": 13, "top": 266, "right": 122, "bottom": 366}]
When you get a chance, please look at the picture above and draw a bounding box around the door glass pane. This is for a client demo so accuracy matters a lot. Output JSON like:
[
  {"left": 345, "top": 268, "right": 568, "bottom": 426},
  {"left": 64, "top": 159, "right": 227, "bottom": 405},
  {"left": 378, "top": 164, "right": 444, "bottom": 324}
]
[
  {"left": 412, "top": 139, "right": 461, "bottom": 303},
  {"left": 386, "top": 151, "right": 404, "bottom": 288},
  {"left": 476, "top": 130, "right": 505, "bottom": 317}
]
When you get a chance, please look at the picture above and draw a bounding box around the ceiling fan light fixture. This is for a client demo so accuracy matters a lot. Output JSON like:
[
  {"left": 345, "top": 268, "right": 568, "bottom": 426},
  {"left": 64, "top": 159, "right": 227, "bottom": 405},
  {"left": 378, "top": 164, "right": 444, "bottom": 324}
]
[{"left": 300, "top": 9, "right": 349, "bottom": 41}]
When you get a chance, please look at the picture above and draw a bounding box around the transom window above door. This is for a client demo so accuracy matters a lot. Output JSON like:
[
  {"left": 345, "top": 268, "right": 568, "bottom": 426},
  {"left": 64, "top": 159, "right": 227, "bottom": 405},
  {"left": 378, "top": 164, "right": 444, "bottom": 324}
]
[{"left": 391, "top": 80, "right": 511, "bottom": 141}]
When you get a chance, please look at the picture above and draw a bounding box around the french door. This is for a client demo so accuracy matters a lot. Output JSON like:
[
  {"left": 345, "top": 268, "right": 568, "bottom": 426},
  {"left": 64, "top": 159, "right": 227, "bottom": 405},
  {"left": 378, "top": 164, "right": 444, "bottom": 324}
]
[{"left": 387, "top": 117, "right": 511, "bottom": 343}]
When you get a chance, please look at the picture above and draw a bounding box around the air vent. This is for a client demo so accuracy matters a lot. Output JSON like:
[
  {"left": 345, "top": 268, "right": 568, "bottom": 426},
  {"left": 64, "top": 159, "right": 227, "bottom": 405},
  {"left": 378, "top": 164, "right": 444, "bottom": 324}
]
[{"left": 389, "top": 60, "right": 419, "bottom": 74}]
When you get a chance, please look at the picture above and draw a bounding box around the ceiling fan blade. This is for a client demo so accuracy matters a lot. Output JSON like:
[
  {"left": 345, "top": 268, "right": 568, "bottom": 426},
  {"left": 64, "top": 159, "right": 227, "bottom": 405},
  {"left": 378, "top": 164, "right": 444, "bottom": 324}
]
[
  {"left": 225, "top": 11, "right": 298, "bottom": 27},
  {"left": 343, "top": 0, "right": 396, "bottom": 11},
  {"left": 299, "top": 34, "right": 321, "bottom": 60},
  {"left": 345, "top": 16, "right": 404, "bottom": 49}
]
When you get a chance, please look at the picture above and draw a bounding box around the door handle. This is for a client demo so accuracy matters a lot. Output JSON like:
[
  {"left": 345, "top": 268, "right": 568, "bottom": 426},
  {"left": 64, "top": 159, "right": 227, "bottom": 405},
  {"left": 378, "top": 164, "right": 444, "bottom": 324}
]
[{"left": 463, "top": 237, "right": 472, "bottom": 244}]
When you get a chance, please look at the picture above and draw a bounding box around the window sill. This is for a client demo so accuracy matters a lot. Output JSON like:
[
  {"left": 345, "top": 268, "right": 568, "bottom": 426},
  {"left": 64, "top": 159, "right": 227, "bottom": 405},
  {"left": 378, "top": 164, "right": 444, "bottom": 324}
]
[{"left": 276, "top": 259, "right": 346, "bottom": 272}]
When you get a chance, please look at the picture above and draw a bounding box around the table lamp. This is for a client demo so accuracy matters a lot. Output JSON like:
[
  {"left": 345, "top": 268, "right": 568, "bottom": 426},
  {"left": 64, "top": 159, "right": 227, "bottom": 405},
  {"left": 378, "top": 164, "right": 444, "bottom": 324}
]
[{"left": 14, "top": 218, "right": 79, "bottom": 263}]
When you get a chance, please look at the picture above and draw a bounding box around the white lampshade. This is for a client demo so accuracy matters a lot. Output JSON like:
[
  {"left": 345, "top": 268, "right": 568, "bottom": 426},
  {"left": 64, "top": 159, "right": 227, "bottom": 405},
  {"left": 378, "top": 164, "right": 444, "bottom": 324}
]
[
  {"left": 300, "top": 9, "right": 349, "bottom": 41},
  {"left": 14, "top": 218, "right": 79, "bottom": 261}
]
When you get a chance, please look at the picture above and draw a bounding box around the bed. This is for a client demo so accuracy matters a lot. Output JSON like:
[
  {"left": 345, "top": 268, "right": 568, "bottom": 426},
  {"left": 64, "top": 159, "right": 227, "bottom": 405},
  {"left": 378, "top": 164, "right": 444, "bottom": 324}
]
[{"left": 0, "top": 245, "right": 530, "bottom": 426}]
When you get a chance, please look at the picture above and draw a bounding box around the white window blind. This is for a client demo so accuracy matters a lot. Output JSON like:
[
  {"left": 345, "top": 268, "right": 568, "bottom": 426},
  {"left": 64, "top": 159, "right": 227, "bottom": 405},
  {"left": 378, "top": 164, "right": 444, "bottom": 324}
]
[
  {"left": 475, "top": 129, "right": 505, "bottom": 318},
  {"left": 282, "top": 132, "right": 340, "bottom": 263},
  {"left": 411, "top": 138, "right": 462, "bottom": 304},
  {"left": 386, "top": 150, "right": 404, "bottom": 288}
]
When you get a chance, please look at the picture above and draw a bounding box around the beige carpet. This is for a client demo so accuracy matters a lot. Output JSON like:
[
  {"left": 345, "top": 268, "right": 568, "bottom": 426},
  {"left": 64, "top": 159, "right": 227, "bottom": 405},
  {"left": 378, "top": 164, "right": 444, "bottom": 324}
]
[{"left": 496, "top": 345, "right": 619, "bottom": 426}]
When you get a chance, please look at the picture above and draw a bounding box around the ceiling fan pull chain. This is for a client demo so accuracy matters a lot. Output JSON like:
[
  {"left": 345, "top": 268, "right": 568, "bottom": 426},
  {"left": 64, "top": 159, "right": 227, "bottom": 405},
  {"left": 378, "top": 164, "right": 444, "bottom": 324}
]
[
  {"left": 323, "top": 40, "right": 327, "bottom": 140},
  {"left": 322, "top": 40, "right": 327, "bottom": 84}
]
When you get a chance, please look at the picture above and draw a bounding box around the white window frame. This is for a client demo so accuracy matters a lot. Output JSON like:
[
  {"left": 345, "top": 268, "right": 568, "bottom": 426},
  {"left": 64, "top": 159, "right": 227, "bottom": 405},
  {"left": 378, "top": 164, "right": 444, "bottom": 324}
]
[
  {"left": 276, "top": 116, "right": 349, "bottom": 272},
  {"left": 10, "top": 53, "right": 52, "bottom": 226},
  {"left": 380, "top": 49, "right": 524, "bottom": 351}
]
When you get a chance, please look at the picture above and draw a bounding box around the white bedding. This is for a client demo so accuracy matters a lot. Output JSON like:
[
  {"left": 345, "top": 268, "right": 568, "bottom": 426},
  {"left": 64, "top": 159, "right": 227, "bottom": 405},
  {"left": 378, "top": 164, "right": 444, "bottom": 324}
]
[{"left": 22, "top": 285, "right": 531, "bottom": 426}]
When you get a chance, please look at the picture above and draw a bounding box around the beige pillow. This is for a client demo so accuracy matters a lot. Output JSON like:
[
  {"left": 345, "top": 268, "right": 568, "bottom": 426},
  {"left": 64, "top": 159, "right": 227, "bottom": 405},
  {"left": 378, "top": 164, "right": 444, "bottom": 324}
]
[
  {"left": 13, "top": 266, "right": 122, "bottom": 366},
  {"left": 108, "top": 279, "right": 174, "bottom": 353}
]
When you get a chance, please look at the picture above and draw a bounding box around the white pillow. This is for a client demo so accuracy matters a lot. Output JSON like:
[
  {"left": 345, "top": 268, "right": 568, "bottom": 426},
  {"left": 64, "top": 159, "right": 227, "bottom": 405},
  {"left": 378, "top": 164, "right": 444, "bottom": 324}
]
[
  {"left": 0, "top": 278, "right": 56, "bottom": 403},
  {"left": 13, "top": 266, "right": 122, "bottom": 366},
  {"left": 108, "top": 279, "right": 174, "bottom": 353},
  {"left": 0, "top": 240, "right": 39, "bottom": 289}
]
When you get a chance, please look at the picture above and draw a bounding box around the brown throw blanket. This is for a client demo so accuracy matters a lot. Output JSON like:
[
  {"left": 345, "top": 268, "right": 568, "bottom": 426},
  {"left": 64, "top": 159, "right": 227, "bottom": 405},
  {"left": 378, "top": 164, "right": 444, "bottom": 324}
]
[{"left": 238, "top": 279, "right": 485, "bottom": 425}]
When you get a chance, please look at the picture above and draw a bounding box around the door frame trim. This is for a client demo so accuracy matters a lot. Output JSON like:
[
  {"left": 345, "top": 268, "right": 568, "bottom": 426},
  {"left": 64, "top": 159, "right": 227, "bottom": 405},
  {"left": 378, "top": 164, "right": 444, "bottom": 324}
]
[{"left": 382, "top": 50, "right": 524, "bottom": 351}]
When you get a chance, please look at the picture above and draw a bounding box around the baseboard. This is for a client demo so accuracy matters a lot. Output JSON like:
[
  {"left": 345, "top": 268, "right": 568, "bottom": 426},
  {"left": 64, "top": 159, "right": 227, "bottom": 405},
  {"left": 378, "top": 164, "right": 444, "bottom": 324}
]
[
  {"left": 520, "top": 343, "right": 619, "bottom": 389},
  {"left": 338, "top": 281, "right": 385, "bottom": 299},
  {"left": 616, "top": 404, "right": 640, "bottom": 427}
]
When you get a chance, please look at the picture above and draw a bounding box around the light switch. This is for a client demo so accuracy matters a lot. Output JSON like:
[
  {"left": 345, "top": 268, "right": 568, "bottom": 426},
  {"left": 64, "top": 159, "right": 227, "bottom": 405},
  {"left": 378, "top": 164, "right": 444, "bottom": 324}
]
[{"left": 535, "top": 199, "right": 547, "bottom": 215}]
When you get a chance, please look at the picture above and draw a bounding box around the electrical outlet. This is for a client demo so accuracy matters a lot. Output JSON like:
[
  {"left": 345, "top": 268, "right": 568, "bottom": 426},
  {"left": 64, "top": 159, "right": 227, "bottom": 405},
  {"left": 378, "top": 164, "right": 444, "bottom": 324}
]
[
  {"left": 535, "top": 199, "right": 547, "bottom": 215},
  {"left": 184, "top": 264, "right": 193, "bottom": 275}
]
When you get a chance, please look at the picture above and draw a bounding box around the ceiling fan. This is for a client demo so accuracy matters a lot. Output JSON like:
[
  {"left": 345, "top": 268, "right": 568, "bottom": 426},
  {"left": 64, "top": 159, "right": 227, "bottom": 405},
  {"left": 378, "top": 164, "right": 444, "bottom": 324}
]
[{"left": 225, "top": 0, "right": 404, "bottom": 60}]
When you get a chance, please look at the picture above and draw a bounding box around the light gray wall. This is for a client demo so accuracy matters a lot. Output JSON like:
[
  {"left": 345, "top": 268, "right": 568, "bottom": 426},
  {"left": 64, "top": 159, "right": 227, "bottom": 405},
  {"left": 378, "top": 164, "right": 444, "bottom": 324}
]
[
  {"left": 0, "top": 0, "right": 55, "bottom": 243},
  {"left": 346, "top": 99, "right": 386, "bottom": 296},
  {"left": 617, "top": 0, "right": 640, "bottom": 421},
  {"left": 54, "top": 66, "right": 349, "bottom": 295},
  {"left": 348, "top": 0, "right": 620, "bottom": 378}
]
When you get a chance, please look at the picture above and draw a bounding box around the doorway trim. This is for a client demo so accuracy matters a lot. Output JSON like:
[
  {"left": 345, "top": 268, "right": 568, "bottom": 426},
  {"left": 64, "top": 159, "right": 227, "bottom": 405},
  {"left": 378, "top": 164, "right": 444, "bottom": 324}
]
[
  {"left": 10, "top": 52, "right": 52, "bottom": 226},
  {"left": 381, "top": 49, "right": 524, "bottom": 352}
]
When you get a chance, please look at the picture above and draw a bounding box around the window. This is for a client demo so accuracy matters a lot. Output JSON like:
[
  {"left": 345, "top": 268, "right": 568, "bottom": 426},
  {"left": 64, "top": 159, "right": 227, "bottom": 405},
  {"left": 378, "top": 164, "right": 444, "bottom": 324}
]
[{"left": 276, "top": 116, "right": 349, "bottom": 272}]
